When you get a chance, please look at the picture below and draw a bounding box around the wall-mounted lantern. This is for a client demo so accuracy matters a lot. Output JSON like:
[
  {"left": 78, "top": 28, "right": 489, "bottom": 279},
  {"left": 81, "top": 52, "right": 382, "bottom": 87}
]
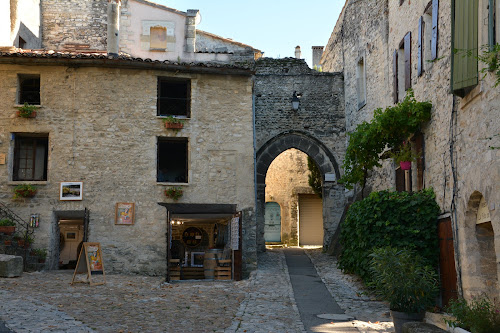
[{"left": 292, "top": 91, "right": 301, "bottom": 111}]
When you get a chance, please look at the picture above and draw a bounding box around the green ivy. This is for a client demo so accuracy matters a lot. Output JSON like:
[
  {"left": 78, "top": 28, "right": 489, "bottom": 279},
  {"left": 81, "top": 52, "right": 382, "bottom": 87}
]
[
  {"left": 338, "top": 189, "right": 440, "bottom": 283},
  {"left": 307, "top": 156, "right": 322, "bottom": 198},
  {"left": 339, "top": 90, "right": 432, "bottom": 191}
]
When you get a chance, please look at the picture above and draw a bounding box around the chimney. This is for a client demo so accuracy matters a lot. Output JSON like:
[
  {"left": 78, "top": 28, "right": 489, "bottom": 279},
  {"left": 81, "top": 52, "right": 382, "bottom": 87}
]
[
  {"left": 295, "top": 45, "right": 301, "bottom": 59},
  {"left": 107, "top": 0, "right": 121, "bottom": 56},
  {"left": 185, "top": 9, "right": 200, "bottom": 53},
  {"left": 312, "top": 46, "right": 324, "bottom": 69}
]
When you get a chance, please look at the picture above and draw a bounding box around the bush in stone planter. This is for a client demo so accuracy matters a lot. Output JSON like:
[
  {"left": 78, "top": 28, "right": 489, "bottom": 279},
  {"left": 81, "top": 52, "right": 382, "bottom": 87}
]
[
  {"left": 31, "top": 248, "right": 47, "bottom": 263},
  {"left": 446, "top": 296, "right": 500, "bottom": 333}
]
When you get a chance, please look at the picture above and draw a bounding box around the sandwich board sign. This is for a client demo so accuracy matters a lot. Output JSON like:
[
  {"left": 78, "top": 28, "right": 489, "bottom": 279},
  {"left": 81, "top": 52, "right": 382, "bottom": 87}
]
[{"left": 71, "top": 242, "right": 106, "bottom": 286}]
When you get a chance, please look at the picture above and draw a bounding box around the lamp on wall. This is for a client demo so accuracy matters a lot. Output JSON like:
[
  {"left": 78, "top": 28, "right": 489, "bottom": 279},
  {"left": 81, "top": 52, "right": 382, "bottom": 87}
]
[{"left": 292, "top": 91, "right": 301, "bottom": 111}]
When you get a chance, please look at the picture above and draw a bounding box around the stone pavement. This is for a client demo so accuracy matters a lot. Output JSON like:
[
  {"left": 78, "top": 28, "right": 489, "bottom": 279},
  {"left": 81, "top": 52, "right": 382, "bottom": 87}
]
[{"left": 0, "top": 248, "right": 393, "bottom": 332}]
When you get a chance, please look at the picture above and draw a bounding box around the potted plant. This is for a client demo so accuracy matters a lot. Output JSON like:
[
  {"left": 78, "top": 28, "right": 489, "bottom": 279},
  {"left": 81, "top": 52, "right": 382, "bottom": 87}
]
[
  {"left": 445, "top": 296, "right": 500, "bottom": 333},
  {"left": 16, "top": 103, "right": 38, "bottom": 118},
  {"left": 13, "top": 184, "right": 37, "bottom": 199},
  {"left": 0, "top": 218, "right": 16, "bottom": 235},
  {"left": 370, "top": 247, "right": 439, "bottom": 333},
  {"left": 32, "top": 248, "right": 47, "bottom": 263},
  {"left": 390, "top": 142, "right": 420, "bottom": 170},
  {"left": 163, "top": 116, "right": 185, "bottom": 129},
  {"left": 165, "top": 187, "right": 183, "bottom": 201}
]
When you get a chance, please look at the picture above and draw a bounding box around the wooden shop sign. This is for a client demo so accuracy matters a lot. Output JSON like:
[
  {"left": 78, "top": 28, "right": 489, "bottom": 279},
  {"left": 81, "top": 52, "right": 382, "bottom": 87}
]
[{"left": 71, "top": 242, "right": 106, "bottom": 286}]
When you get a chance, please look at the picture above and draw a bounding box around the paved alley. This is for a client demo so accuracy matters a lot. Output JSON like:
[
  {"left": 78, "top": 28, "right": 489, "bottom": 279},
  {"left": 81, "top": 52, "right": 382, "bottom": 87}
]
[{"left": 0, "top": 249, "right": 393, "bottom": 333}]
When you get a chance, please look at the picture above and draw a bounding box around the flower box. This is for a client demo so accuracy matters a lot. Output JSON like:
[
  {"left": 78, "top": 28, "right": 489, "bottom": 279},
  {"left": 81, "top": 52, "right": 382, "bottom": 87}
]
[
  {"left": 0, "top": 226, "right": 16, "bottom": 235},
  {"left": 164, "top": 122, "right": 184, "bottom": 129}
]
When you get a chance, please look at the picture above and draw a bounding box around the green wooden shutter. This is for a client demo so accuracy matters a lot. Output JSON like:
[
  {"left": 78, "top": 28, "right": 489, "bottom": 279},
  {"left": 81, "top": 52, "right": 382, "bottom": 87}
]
[
  {"left": 452, "top": 0, "right": 478, "bottom": 96},
  {"left": 418, "top": 17, "right": 423, "bottom": 77},
  {"left": 431, "top": 0, "right": 439, "bottom": 60}
]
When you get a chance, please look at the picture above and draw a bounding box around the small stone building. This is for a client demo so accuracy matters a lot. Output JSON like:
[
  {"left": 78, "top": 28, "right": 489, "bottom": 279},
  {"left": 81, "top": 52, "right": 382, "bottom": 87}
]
[{"left": 322, "top": 0, "right": 500, "bottom": 304}]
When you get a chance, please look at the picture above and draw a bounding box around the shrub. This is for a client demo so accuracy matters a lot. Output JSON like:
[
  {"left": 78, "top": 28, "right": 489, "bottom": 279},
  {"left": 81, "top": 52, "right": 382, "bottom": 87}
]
[
  {"left": 370, "top": 247, "right": 439, "bottom": 313},
  {"left": 0, "top": 218, "right": 15, "bottom": 226},
  {"left": 338, "top": 189, "right": 440, "bottom": 282},
  {"left": 446, "top": 296, "right": 500, "bottom": 333}
]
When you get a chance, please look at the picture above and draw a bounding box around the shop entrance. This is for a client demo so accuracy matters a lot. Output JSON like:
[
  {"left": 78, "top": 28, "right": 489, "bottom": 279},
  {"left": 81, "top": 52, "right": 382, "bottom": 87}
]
[
  {"left": 53, "top": 209, "right": 89, "bottom": 270},
  {"left": 160, "top": 203, "right": 242, "bottom": 282}
]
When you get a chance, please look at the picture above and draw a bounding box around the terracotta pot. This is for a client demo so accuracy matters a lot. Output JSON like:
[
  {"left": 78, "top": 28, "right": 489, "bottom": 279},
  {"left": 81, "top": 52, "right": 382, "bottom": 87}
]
[
  {"left": 390, "top": 310, "right": 425, "bottom": 333},
  {"left": 164, "top": 122, "right": 184, "bottom": 129},
  {"left": 0, "top": 226, "right": 16, "bottom": 235},
  {"left": 400, "top": 161, "right": 412, "bottom": 170},
  {"left": 4, "top": 240, "right": 12, "bottom": 246},
  {"left": 16, "top": 110, "right": 37, "bottom": 118}
]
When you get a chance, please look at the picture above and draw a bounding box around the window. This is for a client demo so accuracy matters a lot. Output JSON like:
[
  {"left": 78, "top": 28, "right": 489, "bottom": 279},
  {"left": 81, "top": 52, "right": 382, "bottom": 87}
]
[
  {"left": 157, "top": 138, "right": 188, "bottom": 183},
  {"left": 451, "top": 0, "right": 479, "bottom": 97},
  {"left": 356, "top": 56, "right": 366, "bottom": 109},
  {"left": 157, "top": 78, "right": 191, "bottom": 117},
  {"left": 418, "top": 0, "right": 439, "bottom": 76},
  {"left": 18, "top": 37, "right": 26, "bottom": 49},
  {"left": 150, "top": 26, "right": 167, "bottom": 50},
  {"left": 13, "top": 134, "right": 48, "bottom": 181},
  {"left": 18, "top": 74, "right": 40, "bottom": 105},
  {"left": 393, "top": 32, "right": 411, "bottom": 103}
]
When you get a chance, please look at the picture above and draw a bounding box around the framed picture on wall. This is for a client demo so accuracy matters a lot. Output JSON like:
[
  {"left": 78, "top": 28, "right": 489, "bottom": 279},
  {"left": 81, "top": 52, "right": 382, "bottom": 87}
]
[
  {"left": 115, "top": 202, "right": 135, "bottom": 225},
  {"left": 60, "top": 182, "right": 83, "bottom": 201}
]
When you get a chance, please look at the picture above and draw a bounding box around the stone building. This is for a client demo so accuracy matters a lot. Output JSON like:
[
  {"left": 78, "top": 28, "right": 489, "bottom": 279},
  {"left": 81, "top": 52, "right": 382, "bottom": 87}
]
[
  {"left": 0, "top": 0, "right": 259, "bottom": 278},
  {"left": 322, "top": 0, "right": 500, "bottom": 303}
]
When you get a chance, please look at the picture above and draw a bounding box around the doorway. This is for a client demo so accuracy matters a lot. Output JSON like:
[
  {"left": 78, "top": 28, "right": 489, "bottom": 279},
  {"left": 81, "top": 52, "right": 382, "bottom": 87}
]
[
  {"left": 58, "top": 218, "right": 84, "bottom": 269},
  {"left": 298, "top": 194, "right": 324, "bottom": 246}
]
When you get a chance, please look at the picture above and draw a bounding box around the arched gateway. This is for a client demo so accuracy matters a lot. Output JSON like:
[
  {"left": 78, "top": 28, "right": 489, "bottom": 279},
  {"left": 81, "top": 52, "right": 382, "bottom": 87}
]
[
  {"left": 253, "top": 57, "right": 346, "bottom": 252},
  {"left": 255, "top": 131, "right": 345, "bottom": 251}
]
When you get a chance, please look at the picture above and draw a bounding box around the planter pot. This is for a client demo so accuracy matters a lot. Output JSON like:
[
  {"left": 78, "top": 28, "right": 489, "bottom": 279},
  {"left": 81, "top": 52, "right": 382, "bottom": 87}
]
[
  {"left": 4, "top": 240, "right": 12, "bottom": 246},
  {"left": 16, "top": 110, "right": 37, "bottom": 118},
  {"left": 164, "top": 122, "right": 183, "bottom": 129},
  {"left": 390, "top": 310, "right": 425, "bottom": 333},
  {"left": 400, "top": 161, "right": 412, "bottom": 170},
  {"left": 0, "top": 226, "right": 16, "bottom": 235},
  {"left": 17, "top": 240, "right": 25, "bottom": 247},
  {"left": 14, "top": 189, "right": 37, "bottom": 198},
  {"left": 447, "top": 326, "right": 471, "bottom": 333}
]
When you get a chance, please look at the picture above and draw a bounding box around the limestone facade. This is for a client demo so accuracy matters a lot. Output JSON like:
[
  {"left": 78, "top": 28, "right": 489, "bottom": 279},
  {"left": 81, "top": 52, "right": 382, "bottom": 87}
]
[
  {"left": 322, "top": 0, "right": 500, "bottom": 300},
  {"left": 0, "top": 55, "right": 255, "bottom": 275}
]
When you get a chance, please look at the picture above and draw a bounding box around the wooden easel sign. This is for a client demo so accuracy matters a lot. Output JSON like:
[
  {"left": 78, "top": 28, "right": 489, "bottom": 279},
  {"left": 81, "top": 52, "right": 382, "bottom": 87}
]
[{"left": 71, "top": 242, "right": 106, "bottom": 286}]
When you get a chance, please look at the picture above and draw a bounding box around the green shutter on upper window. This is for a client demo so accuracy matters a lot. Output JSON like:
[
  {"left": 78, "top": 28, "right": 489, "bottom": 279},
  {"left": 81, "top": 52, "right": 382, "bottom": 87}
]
[{"left": 452, "top": 0, "right": 478, "bottom": 95}]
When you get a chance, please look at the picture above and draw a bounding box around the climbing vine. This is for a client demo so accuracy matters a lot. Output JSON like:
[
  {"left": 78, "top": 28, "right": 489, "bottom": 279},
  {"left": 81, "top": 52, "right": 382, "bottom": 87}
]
[
  {"left": 339, "top": 90, "right": 432, "bottom": 193},
  {"left": 307, "top": 156, "right": 322, "bottom": 198}
]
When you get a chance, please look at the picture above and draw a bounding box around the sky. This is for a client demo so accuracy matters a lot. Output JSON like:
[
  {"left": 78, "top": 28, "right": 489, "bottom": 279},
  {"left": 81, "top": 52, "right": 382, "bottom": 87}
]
[{"left": 156, "top": 0, "right": 345, "bottom": 67}]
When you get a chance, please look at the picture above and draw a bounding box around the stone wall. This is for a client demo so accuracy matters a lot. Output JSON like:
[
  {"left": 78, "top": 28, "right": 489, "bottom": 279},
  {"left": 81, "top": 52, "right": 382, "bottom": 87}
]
[
  {"left": 41, "top": 0, "right": 107, "bottom": 50},
  {"left": 265, "top": 149, "right": 314, "bottom": 246},
  {"left": 0, "top": 60, "right": 255, "bottom": 276}
]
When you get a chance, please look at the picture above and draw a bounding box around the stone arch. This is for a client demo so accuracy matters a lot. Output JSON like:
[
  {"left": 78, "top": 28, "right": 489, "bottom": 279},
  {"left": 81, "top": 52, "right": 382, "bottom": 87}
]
[
  {"left": 460, "top": 191, "right": 499, "bottom": 299},
  {"left": 255, "top": 131, "right": 345, "bottom": 251}
]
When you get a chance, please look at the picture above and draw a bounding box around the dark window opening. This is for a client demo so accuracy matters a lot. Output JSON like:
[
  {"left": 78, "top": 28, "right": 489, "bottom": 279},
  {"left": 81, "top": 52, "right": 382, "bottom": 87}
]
[
  {"left": 157, "top": 138, "right": 188, "bottom": 183},
  {"left": 18, "top": 74, "right": 40, "bottom": 105},
  {"left": 13, "top": 134, "right": 48, "bottom": 181},
  {"left": 18, "top": 37, "right": 26, "bottom": 49},
  {"left": 395, "top": 167, "right": 412, "bottom": 192},
  {"left": 157, "top": 78, "right": 190, "bottom": 117}
]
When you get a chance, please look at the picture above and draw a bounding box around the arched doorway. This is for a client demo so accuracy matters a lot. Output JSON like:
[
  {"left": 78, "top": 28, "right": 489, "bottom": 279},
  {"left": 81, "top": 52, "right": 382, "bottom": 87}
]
[
  {"left": 461, "top": 191, "right": 499, "bottom": 298},
  {"left": 256, "top": 131, "right": 344, "bottom": 252}
]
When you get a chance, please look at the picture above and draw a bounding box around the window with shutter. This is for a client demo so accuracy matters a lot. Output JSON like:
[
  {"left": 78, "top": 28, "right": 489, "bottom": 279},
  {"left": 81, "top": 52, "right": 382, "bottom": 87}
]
[
  {"left": 356, "top": 56, "right": 367, "bottom": 109},
  {"left": 431, "top": 0, "right": 439, "bottom": 60},
  {"left": 452, "top": 0, "right": 478, "bottom": 97},
  {"left": 418, "top": 17, "right": 424, "bottom": 76},
  {"left": 393, "top": 50, "right": 398, "bottom": 104},
  {"left": 404, "top": 32, "right": 411, "bottom": 91}
]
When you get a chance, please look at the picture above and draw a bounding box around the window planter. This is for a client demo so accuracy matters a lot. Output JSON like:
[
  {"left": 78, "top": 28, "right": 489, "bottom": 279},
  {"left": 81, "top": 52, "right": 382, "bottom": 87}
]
[
  {"left": 164, "top": 122, "right": 184, "bottom": 129},
  {"left": 13, "top": 184, "right": 37, "bottom": 199},
  {"left": 0, "top": 226, "right": 16, "bottom": 235},
  {"left": 16, "top": 110, "right": 37, "bottom": 118},
  {"left": 165, "top": 187, "right": 183, "bottom": 201},
  {"left": 16, "top": 103, "right": 38, "bottom": 118},
  {"left": 162, "top": 116, "right": 185, "bottom": 130}
]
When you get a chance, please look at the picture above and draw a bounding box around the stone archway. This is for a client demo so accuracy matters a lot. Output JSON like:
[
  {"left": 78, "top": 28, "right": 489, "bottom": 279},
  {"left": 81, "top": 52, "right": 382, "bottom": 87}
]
[
  {"left": 460, "top": 191, "right": 499, "bottom": 299},
  {"left": 255, "top": 131, "right": 345, "bottom": 251}
]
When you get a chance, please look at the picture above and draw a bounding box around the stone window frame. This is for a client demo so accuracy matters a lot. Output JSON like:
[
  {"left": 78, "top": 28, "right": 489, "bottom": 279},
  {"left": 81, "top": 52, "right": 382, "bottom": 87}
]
[
  {"left": 12, "top": 133, "right": 49, "bottom": 182},
  {"left": 393, "top": 32, "right": 411, "bottom": 104},
  {"left": 17, "top": 74, "right": 41, "bottom": 105},
  {"left": 157, "top": 137, "right": 189, "bottom": 184},
  {"left": 141, "top": 20, "right": 175, "bottom": 52},
  {"left": 356, "top": 53, "right": 367, "bottom": 110},
  {"left": 149, "top": 26, "right": 168, "bottom": 51}
]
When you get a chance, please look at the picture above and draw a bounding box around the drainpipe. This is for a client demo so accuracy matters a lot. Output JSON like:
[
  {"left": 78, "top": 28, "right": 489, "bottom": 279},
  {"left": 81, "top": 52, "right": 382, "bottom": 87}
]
[{"left": 107, "top": 0, "right": 121, "bottom": 57}]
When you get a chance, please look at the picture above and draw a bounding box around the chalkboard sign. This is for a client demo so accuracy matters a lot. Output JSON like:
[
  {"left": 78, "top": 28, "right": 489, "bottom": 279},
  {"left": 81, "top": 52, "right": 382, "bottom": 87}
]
[{"left": 71, "top": 242, "right": 106, "bottom": 286}]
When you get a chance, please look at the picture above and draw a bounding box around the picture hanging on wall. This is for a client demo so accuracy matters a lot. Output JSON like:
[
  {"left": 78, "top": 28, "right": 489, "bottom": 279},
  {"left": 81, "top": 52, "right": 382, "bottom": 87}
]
[
  {"left": 60, "top": 182, "right": 83, "bottom": 201},
  {"left": 115, "top": 202, "right": 135, "bottom": 225}
]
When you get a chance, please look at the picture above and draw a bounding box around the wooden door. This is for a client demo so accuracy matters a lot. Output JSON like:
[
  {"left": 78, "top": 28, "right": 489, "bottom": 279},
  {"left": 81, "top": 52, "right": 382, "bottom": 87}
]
[{"left": 438, "top": 217, "right": 458, "bottom": 307}]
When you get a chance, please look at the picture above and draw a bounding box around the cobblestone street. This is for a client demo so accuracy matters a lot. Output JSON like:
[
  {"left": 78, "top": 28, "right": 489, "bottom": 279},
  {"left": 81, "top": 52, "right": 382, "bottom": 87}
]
[{"left": 0, "top": 249, "right": 393, "bottom": 333}]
